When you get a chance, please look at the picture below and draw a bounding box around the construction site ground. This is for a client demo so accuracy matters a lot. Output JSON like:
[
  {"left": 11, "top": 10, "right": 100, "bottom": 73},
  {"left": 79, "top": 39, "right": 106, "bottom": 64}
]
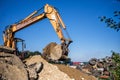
[
  {"left": 55, "top": 64, "right": 97, "bottom": 80},
  {"left": 0, "top": 52, "right": 97, "bottom": 80}
]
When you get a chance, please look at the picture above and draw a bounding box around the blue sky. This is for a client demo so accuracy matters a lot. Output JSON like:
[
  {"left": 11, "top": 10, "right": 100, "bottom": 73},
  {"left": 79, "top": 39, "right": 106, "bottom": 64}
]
[{"left": 0, "top": 0, "right": 120, "bottom": 61}]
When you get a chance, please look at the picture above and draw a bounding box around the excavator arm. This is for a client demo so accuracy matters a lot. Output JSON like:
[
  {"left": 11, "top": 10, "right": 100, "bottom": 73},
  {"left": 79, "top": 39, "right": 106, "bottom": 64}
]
[
  {"left": 3, "top": 4, "right": 72, "bottom": 61},
  {"left": 4, "top": 4, "right": 72, "bottom": 48}
]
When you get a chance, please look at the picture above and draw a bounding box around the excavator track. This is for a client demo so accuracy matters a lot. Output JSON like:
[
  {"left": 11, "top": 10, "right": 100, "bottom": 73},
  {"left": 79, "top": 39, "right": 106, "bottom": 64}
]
[{"left": 0, "top": 46, "right": 15, "bottom": 53}]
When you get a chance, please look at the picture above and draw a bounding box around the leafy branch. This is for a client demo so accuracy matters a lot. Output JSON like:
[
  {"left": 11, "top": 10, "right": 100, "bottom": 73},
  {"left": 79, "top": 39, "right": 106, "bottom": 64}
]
[{"left": 99, "top": 11, "right": 120, "bottom": 32}]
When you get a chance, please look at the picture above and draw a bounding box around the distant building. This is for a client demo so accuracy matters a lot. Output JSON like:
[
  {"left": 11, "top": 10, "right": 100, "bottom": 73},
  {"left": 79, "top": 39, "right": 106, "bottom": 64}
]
[{"left": 73, "top": 62, "right": 81, "bottom": 66}]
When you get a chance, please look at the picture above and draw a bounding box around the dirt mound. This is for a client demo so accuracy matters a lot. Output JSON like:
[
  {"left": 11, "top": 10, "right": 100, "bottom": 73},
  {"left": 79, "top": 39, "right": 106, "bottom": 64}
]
[
  {"left": 0, "top": 52, "right": 28, "bottom": 80},
  {"left": 55, "top": 64, "right": 97, "bottom": 80},
  {"left": 24, "top": 55, "right": 72, "bottom": 80},
  {"left": 0, "top": 52, "right": 97, "bottom": 80}
]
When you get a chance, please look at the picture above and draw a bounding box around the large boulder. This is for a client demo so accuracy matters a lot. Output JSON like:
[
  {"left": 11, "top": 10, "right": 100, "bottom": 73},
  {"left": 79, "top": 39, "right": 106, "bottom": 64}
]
[
  {"left": 24, "top": 55, "right": 72, "bottom": 80},
  {"left": 42, "top": 42, "right": 62, "bottom": 61},
  {"left": 0, "top": 52, "right": 28, "bottom": 80}
]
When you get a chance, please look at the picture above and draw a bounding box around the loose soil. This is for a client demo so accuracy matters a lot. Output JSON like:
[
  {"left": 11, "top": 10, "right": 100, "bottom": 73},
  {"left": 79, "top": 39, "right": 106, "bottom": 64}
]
[{"left": 55, "top": 64, "right": 97, "bottom": 80}]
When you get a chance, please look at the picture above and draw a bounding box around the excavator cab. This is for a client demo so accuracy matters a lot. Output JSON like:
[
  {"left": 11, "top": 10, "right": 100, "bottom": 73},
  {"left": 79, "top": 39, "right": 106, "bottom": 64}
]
[{"left": 13, "top": 38, "right": 28, "bottom": 60}]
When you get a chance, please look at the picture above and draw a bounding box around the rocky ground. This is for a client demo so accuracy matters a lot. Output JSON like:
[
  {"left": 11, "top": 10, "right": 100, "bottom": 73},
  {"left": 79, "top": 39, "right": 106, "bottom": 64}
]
[
  {"left": 0, "top": 52, "right": 28, "bottom": 80},
  {"left": 0, "top": 52, "right": 97, "bottom": 80},
  {"left": 24, "top": 55, "right": 72, "bottom": 80}
]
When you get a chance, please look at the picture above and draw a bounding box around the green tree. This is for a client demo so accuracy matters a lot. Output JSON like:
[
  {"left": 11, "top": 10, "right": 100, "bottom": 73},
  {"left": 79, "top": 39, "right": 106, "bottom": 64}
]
[
  {"left": 99, "top": 11, "right": 120, "bottom": 31},
  {"left": 111, "top": 51, "right": 120, "bottom": 80},
  {"left": 23, "top": 51, "right": 41, "bottom": 59},
  {"left": 99, "top": 0, "right": 120, "bottom": 31},
  {"left": 29, "top": 51, "right": 41, "bottom": 56}
]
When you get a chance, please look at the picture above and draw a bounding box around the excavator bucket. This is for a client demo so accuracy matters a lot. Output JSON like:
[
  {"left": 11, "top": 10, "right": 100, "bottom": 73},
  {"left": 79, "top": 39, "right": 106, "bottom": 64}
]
[{"left": 42, "top": 42, "right": 68, "bottom": 61}]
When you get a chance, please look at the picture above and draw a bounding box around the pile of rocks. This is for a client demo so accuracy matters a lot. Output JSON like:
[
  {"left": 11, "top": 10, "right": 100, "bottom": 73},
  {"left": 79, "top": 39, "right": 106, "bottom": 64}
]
[
  {"left": 0, "top": 52, "right": 98, "bottom": 80},
  {"left": 82, "top": 56, "right": 115, "bottom": 79},
  {"left": 24, "top": 55, "right": 72, "bottom": 80},
  {"left": 0, "top": 52, "right": 28, "bottom": 80},
  {"left": 0, "top": 52, "right": 72, "bottom": 80}
]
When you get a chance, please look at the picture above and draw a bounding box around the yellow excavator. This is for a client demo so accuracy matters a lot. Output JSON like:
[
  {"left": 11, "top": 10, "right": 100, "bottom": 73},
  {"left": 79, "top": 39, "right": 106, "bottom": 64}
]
[{"left": 0, "top": 4, "right": 72, "bottom": 61}]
